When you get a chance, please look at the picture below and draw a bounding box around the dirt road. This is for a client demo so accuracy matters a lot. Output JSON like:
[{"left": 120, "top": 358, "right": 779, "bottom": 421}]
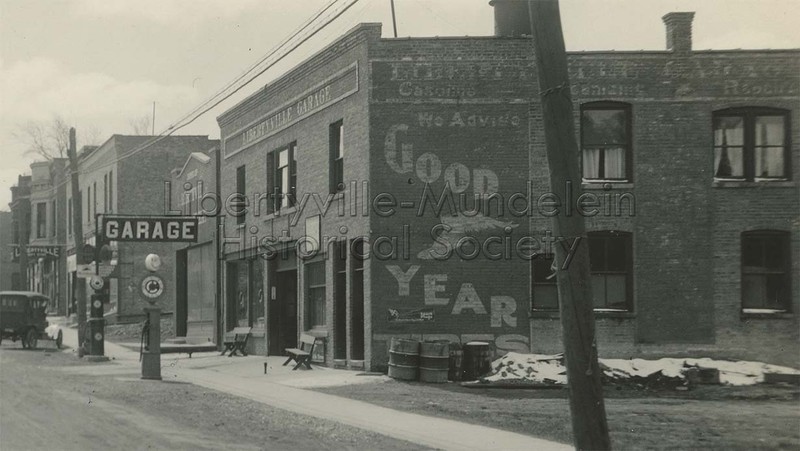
[{"left": 0, "top": 345, "right": 424, "bottom": 450}]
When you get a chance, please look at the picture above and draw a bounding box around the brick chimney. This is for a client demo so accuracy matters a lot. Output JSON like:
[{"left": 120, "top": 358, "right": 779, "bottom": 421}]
[
  {"left": 662, "top": 12, "right": 695, "bottom": 54},
  {"left": 489, "top": 0, "right": 531, "bottom": 37}
]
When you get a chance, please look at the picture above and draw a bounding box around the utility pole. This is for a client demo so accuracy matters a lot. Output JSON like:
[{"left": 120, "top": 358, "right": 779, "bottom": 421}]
[
  {"left": 528, "top": 1, "right": 611, "bottom": 449},
  {"left": 66, "top": 127, "right": 87, "bottom": 358},
  {"left": 390, "top": 0, "right": 398, "bottom": 37}
]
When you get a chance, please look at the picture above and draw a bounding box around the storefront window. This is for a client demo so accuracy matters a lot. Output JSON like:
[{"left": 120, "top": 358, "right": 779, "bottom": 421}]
[
  {"left": 250, "top": 259, "right": 265, "bottom": 329},
  {"left": 306, "top": 260, "right": 326, "bottom": 329}
]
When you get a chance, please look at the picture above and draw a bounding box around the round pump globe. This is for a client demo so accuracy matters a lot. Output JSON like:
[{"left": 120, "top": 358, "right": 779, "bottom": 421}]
[{"left": 144, "top": 253, "right": 162, "bottom": 272}]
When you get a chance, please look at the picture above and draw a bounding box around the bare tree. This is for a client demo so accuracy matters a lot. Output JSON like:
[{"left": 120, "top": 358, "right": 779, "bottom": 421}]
[
  {"left": 15, "top": 116, "right": 104, "bottom": 160},
  {"left": 129, "top": 115, "right": 152, "bottom": 135},
  {"left": 15, "top": 115, "right": 71, "bottom": 160}
]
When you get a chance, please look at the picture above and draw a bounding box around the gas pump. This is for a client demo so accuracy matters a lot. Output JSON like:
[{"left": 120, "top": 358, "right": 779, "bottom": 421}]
[
  {"left": 140, "top": 253, "right": 164, "bottom": 381},
  {"left": 85, "top": 218, "right": 112, "bottom": 361}
]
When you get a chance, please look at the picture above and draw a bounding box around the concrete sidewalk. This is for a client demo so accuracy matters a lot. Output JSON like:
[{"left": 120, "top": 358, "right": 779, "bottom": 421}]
[{"left": 57, "top": 324, "right": 571, "bottom": 451}]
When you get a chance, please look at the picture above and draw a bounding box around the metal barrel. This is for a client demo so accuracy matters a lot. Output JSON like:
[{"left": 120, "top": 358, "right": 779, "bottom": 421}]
[
  {"left": 419, "top": 341, "right": 450, "bottom": 383},
  {"left": 462, "top": 341, "right": 493, "bottom": 381},
  {"left": 388, "top": 337, "right": 420, "bottom": 381},
  {"left": 448, "top": 342, "right": 464, "bottom": 382}
]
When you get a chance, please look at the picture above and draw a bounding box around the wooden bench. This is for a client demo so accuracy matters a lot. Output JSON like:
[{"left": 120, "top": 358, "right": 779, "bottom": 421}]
[
  {"left": 283, "top": 333, "right": 316, "bottom": 370},
  {"left": 222, "top": 327, "right": 252, "bottom": 357}
]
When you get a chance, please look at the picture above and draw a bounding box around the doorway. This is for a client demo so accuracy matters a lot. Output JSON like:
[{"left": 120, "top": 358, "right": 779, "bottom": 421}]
[
  {"left": 268, "top": 269, "right": 297, "bottom": 355},
  {"left": 350, "top": 238, "right": 365, "bottom": 361},
  {"left": 333, "top": 241, "right": 347, "bottom": 361}
]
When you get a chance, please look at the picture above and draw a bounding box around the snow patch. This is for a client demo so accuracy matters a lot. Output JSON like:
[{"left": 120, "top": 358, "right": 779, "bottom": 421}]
[{"left": 484, "top": 353, "right": 800, "bottom": 386}]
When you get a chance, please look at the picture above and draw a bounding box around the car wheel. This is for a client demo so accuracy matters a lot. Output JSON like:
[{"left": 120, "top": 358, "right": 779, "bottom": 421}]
[
  {"left": 56, "top": 330, "right": 63, "bottom": 349},
  {"left": 26, "top": 329, "right": 38, "bottom": 350}
]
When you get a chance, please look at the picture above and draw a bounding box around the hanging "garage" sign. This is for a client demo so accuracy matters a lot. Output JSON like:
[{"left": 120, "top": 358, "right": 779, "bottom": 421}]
[{"left": 101, "top": 215, "right": 198, "bottom": 243}]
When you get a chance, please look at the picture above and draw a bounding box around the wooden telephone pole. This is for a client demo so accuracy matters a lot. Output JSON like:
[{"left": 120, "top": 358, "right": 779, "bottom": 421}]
[
  {"left": 66, "top": 127, "right": 87, "bottom": 357},
  {"left": 528, "top": 1, "right": 611, "bottom": 449}
]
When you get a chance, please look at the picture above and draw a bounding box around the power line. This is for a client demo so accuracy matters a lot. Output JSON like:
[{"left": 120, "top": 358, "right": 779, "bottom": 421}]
[
  {"left": 171, "top": 0, "right": 343, "bottom": 130},
  {"left": 166, "top": 0, "right": 363, "bottom": 136},
  {"left": 77, "top": 0, "right": 362, "bottom": 178}
]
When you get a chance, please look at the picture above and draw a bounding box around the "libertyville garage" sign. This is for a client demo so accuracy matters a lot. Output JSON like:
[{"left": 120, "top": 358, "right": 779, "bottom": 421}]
[{"left": 101, "top": 215, "right": 199, "bottom": 243}]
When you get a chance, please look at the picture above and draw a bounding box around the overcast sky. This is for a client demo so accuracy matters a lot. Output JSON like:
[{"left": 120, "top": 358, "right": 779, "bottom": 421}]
[{"left": 1, "top": 0, "right": 798, "bottom": 209}]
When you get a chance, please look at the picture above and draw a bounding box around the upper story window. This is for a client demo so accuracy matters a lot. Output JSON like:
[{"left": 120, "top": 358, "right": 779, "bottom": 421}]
[
  {"left": 36, "top": 202, "right": 47, "bottom": 239},
  {"left": 531, "top": 231, "right": 633, "bottom": 312},
  {"left": 330, "top": 120, "right": 344, "bottom": 193},
  {"left": 108, "top": 170, "right": 114, "bottom": 213},
  {"left": 67, "top": 198, "right": 72, "bottom": 236},
  {"left": 269, "top": 142, "right": 297, "bottom": 213},
  {"left": 581, "top": 102, "right": 632, "bottom": 182},
  {"left": 50, "top": 201, "right": 56, "bottom": 237},
  {"left": 235, "top": 165, "right": 246, "bottom": 225},
  {"left": 103, "top": 173, "right": 108, "bottom": 213},
  {"left": 741, "top": 230, "right": 791, "bottom": 313},
  {"left": 713, "top": 107, "right": 790, "bottom": 181}
]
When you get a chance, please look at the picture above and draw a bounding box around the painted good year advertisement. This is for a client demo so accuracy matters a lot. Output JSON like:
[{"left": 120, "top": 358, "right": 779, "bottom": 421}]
[{"left": 370, "top": 102, "right": 531, "bottom": 355}]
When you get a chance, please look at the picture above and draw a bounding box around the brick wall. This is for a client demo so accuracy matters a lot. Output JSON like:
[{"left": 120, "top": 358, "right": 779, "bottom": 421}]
[
  {"left": 217, "top": 24, "right": 377, "bottom": 362},
  {"left": 368, "top": 37, "right": 537, "bottom": 369},
  {"left": 110, "top": 135, "right": 216, "bottom": 321},
  {"left": 213, "top": 24, "right": 800, "bottom": 368},
  {"left": 371, "top": 36, "right": 800, "bottom": 367},
  {"left": 528, "top": 50, "right": 800, "bottom": 366},
  {"left": 0, "top": 211, "right": 17, "bottom": 291}
]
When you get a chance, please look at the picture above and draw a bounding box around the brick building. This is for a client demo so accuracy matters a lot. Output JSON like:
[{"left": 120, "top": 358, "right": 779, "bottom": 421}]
[
  {"left": 66, "top": 135, "right": 217, "bottom": 323},
  {"left": 7, "top": 175, "right": 31, "bottom": 292},
  {"left": 26, "top": 159, "right": 69, "bottom": 315},
  {"left": 0, "top": 211, "right": 18, "bottom": 291},
  {"left": 215, "top": 5, "right": 798, "bottom": 369}
]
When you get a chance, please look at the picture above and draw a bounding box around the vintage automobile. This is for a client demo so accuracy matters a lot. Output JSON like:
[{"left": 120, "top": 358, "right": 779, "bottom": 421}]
[{"left": 0, "top": 291, "right": 63, "bottom": 349}]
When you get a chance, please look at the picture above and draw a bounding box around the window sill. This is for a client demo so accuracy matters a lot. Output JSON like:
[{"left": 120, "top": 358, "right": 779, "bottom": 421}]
[
  {"left": 530, "top": 310, "right": 635, "bottom": 319},
  {"left": 581, "top": 181, "right": 634, "bottom": 190},
  {"left": 741, "top": 309, "right": 793, "bottom": 320},
  {"left": 712, "top": 180, "right": 795, "bottom": 188},
  {"left": 261, "top": 206, "right": 298, "bottom": 222}
]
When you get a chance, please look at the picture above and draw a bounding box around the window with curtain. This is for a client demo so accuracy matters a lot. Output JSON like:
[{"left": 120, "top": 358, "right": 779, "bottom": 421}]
[
  {"left": 713, "top": 107, "right": 789, "bottom": 180},
  {"left": 581, "top": 102, "right": 632, "bottom": 182},
  {"left": 741, "top": 231, "right": 791, "bottom": 312}
]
